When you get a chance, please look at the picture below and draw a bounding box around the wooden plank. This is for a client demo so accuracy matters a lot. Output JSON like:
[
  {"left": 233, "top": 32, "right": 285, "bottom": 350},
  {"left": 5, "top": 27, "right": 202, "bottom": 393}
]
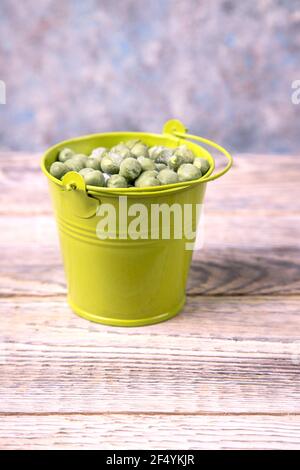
[
  {"left": 1, "top": 296, "right": 299, "bottom": 414},
  {"left": 1, "top": 247, "right": 300, "bottom": 297},
  {"left": 0, "top": 414, "right": 299, "bottom": 449}
]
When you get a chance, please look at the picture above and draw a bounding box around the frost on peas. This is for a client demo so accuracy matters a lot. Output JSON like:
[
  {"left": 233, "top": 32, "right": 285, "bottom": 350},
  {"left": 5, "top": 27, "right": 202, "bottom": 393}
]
[
  {"left": 107, "top": 174, "right": 128, "bottom": 188},
  {"left": 58, "top": 148, "right": 75, "bottom": 163},
  {"left": 137, "top": 156, "right": 155, "bottom": 171},
  {"left": 50, "top": 139, "right": 204, "bottom": 189},
  {"left": 135, "top": 171, "right": 161, "bottom": 188},
  {"left": 177, "top": 163, "right": 202, "bottom": 182},
  {"left": 65, "top": 155, "right": 86, "bottom": 172},
  {"left": 155, "top": 163, "right": 167, "bottom": 171},
  {"left": 82, "top": 170, "right": 106, "bottom": 187},
  {"left": 156, "top": 148, "right": 173, "bottom": 164},
  {"left": 149, "top": 146, "right": 165, "bottom": 161},
  {"left": 193, "top": 157, "right": 210, "bottom": 175},
  {"left": 174, "top": 145, "right": 195, "bottom": 164},
  {"left": 157, "top": 168, "right": 178, "bottom": 185},
  {"left": 130, "top": 142, "right": 149, "bottom": 158},
  {"left": 85, "top": 157, "right": 101, "bottom": 170},
  {"left": 119, "top": 157, "right": 142, "bottom": 181},
  {"left": 50, "top": 162, "right": 68, "bottom": 179},
  {"left": 79, "top": 167, "right": 94, "bottom": 177},
  {"left": 125, "top": 139, "right": 142, "bottom": 150},
  {"left": 90, "top": 147, "right": 107, "bottom": 161},
  {"left": 100, "top": 153, "right": 123, "bottom": 174},
  {"left": 168, "top": 154, "right": 184, "bottom": 171}
]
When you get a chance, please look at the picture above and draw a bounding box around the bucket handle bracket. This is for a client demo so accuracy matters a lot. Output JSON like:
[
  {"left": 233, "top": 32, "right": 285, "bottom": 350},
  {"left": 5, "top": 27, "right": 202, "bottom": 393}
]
[
  {"left": 61, "top": 172, "right": 99, "bottom": 218},
  {"left": 163, "top": 119, "right": 233, "bottom": 182}
]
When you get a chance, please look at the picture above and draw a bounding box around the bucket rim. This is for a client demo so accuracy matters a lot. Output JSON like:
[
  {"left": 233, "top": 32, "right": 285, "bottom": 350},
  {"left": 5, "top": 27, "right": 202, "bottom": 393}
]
[
  {"left": 41, "top": 125, "right": 232, "bottom": 196},
  {"left": 41, "top": 131, "right": 214, "bottom": 195}
]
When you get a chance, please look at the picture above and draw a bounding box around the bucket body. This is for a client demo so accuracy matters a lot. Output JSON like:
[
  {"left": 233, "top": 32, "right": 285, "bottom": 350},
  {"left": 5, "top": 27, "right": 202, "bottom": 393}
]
[
  {"left": 49, "top": 179, "right": 206, "bottom": 326},
  {"left": 42, "top": 122, "right": 232, "bottom": 326}
]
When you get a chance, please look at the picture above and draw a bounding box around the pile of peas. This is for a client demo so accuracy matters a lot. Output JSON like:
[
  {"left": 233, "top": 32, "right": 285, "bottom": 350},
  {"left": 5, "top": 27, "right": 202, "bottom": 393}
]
[{"left": 49, "top": 139, "right": 210, "bottom": 188}]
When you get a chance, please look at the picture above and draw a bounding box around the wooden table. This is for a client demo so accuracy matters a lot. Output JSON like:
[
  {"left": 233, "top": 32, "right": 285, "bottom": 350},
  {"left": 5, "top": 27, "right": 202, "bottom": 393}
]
[{"left": 1, "top": 153, "right": 300, "bottom": 449}]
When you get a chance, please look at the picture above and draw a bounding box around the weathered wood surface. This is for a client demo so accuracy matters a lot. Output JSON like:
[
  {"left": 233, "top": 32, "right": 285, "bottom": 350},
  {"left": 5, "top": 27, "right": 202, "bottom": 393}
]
[{"left": 0, "top": 152, "right": 300, "bottom": 449}]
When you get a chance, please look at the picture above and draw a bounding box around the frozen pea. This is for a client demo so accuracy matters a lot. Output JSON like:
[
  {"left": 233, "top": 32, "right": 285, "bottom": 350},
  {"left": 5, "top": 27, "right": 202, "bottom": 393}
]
[
  {"left": 137, "top": 156, "right": 156, "bottom": 171},
  {"left": 73, "top": 154, "right": 87, "bottom": 164},
  {"left": 168, "top": 154, "right": 184, "bottom": 171},
  {"left": 135, "top": 172, "right": 161, "bottom": 188},
  {"left": 111, "top": 143, "right": 129, "bottom": 153},
  {"left": 90, "top": 147, "right": 107, "bottom": 161},
  {"left": 50, "top": 162, "right": 68, "bottom": 179},
  {"left": 118, "top": 148, "right": 132, "bottom": 159},
  {"left": 65, "top": 155, "right": 86, "bottom": 172},
  {"left": 111, "top": 144, "right": 132, "bottom": 159},
  {"left": 157, "top": 168, "right": 178, "bottom": 185},
  {"left": 85, "top": 157, "right": 101, "bottom": 170},
  {"left": 125, "top": 139, "right": 142, "bottom": 150},
  {"left": 148, "top": 146, "right": 165, "bottom": 161},
  {"left": 177, "top": 163, "right": 202, "bottom": 182},
  {"left": 58, "top": 148, "right": 75, "bottom": 163},
  {"left": 156, "top": 148, "right": 173, "bottom": 164},
  {"left": 107, "top": 174, "right": 128, "bottom": 188},
  {"left": 130, "top": 142, "right": 149, "bottom": 158},
  {"left": 103, "top": 173, "right": 110, "bottom": 184},
  {"left": 79, "top": 167, "right": 94, "bottom": 177},
  {"left": 100, "top": 153, "right": 123, "bottom": 174},
  {"left": 193, "top": 157, "right": 210, "bottom": 175},
  {"left": 119, "top": 157, "right": 142, "bottom": 181},
  {"left": 141, "top": 170, "right": 158, "bottom": 177},
  {"left": 155, "top": 163, "right": 167, "bottom": 171},
  {"left": 174, "top": 145, "right": 195, "bottom": 164},
  {"left": 83, "top": 170, "right": 105, "bottom": 187}
]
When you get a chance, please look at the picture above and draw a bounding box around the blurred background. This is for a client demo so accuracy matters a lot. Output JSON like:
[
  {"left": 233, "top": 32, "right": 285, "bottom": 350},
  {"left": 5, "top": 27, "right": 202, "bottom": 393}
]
[{"left": 0, "top": 0, "right": 299, "bottom": 154}]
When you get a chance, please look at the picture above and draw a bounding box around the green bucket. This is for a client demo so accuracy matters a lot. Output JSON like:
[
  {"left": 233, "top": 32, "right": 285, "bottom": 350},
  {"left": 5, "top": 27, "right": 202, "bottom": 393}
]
[{"left": 41, "top": 119, "right": 232, "bottom": 326}]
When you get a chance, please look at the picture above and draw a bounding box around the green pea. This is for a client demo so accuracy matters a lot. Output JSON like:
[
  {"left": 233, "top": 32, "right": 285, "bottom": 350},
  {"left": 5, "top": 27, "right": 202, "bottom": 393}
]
[
  {"left": 119, "top": 157, "right": 142, "bottom": 181},
  {"left": 155, "top": 163, "right": 167, "bottom": 171},
  {"left": 141, "top": 170, "right": 158, "bottom": 177},
  {"left": 177, "top": 163, "right": 202, "bottom": 182},
  {"left": 193, "top": 157, "right": 210, "bottom": 175},
  {"left": 107, "top": 174, "right": 128, "bottom": 188},
  {"left": 156, "top": 148, "right": 173, "bottom": 164},
  {"left": 65, "top": 155, "right": 86, "bottom": 172},
  {"left": 50, "top": 162, "right": 68, "bottom": 179},
  {"left": 83, "top": 170, "right": 106, "bottom": 187},
  {"left": 79, "top": 167, "right": 94, "bottom": 177},
  {"left": 137, "top": 156, "right": 156, "bottom": 171},
  {"left": 118, "top": 147, "right": 132, "bottom": 159},
  {"left": 174, "top": 145, "right": 195, "bottom": 164},
  {"left": 148, "top": 146, "right": 165, "bottom": 161},
  {"left": 111, "top": 143, "right": 129, "bottom": 153},
  {"left": 125, "top": 139, "right": 142, "bottom": 150},
  {"left": 168, "top": 154, "right": 184, "bottom": 171},
  {"left": 131, "top": 142, "right": 149, "bottom": 158},
  {"left": 58, "top": 148, "right": 75, "bottom": 163},
  {"left": 101, "top": 153, "right": 123, "bottom": 174},
  {"left": 85, "top": 157, "right": 101, "bottom": 170},
  {"left": 135, "top": 172, "right": 161, "bottom": 188},
  {"left": 157, "top": 168, "right": 178, "bottom": 185},
  {"left": 110, "top": 144, "right": 132, "bottom": 159},
  {"left": 90, "top": 147, "right": 107, "bottom": 162}
]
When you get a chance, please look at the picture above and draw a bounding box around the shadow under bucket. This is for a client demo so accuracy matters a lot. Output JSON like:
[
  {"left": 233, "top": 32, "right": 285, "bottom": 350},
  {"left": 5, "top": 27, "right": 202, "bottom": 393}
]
[{"left": 41, "top": 119, "right": 233, "bottom": 326}]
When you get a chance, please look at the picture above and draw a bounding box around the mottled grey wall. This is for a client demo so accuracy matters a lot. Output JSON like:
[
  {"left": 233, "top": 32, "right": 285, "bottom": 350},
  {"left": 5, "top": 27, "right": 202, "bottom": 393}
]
[{"left": 0, "top": 0, "right": 299, "bottom": 153}]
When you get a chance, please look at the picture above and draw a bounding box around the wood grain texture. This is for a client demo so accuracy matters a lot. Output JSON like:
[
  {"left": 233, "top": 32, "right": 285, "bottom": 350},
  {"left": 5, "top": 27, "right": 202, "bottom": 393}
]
[
  {"left": 1, "top": 296, "right": 300, "bottom": 414},
  {"left": 0, "top": 152, "right": 300, "bottom": 449},
  {"left": 1, "top": 414, "right": 300, "bottom": 450}
]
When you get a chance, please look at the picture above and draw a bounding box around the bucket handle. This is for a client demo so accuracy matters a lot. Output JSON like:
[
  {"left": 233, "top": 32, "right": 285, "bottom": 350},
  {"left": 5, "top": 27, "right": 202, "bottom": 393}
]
[{"left": 163, "top": 119, "right": 233, "bottom": 182}]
